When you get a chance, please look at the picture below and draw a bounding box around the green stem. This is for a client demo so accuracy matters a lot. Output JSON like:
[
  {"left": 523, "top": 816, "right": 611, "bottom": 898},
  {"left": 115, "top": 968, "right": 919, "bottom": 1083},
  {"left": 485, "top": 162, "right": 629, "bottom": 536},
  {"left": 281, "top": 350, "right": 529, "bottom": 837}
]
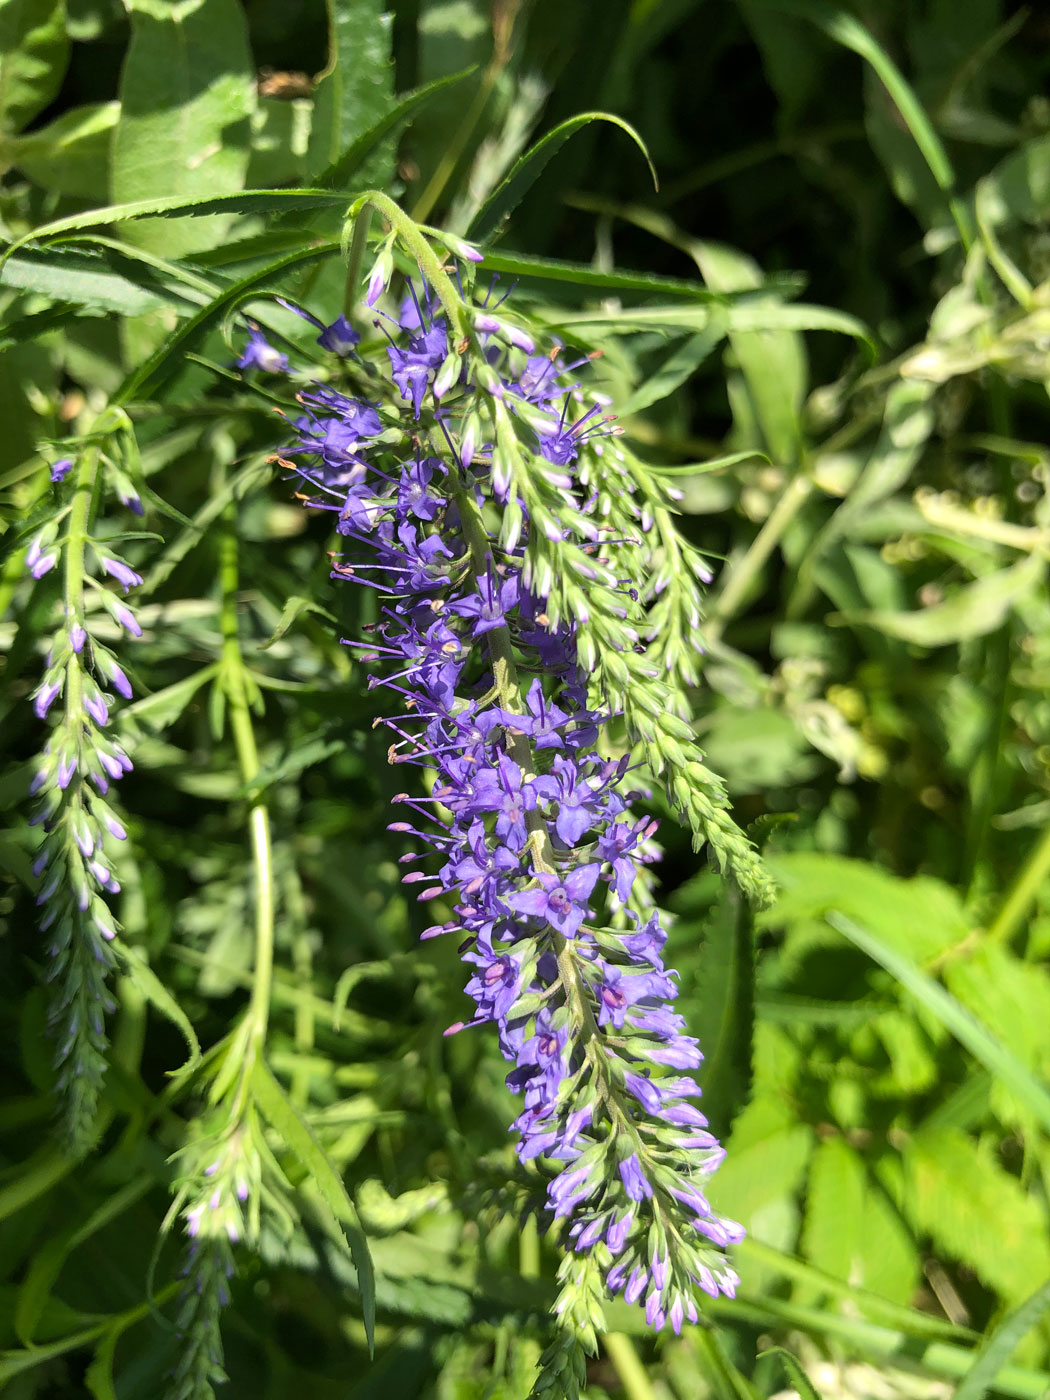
[
  {"left": 707, "top": 473, "right": 812, "bottom": 641},
  {"left": 343, "top": 204, "right": 374, "bottom": 321},
  {"left": 986, "top": 819, "right": 1050, "bottom": 946},
  {"left": 604, "top": 1332, "right": 659, "bottom": 1400},
  {"left": 351, "top": 191, "right": 468, "bottom": 339},
  {"left": 218, "top": 511, "right": 275, "bottom": 1059},
  {"left": 410, "top": 60, "right": 500, "bottom": 225}
]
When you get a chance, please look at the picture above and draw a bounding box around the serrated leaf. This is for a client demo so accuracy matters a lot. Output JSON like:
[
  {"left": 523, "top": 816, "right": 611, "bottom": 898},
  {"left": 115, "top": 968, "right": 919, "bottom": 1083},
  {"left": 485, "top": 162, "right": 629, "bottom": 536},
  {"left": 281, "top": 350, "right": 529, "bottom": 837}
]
[
  {"left": 0, "top": 190, "right": 350, "bottom": 277},
  {"left": 111, "top": 0, "right": 256, "bottom": 257},
  {"left": 251, "top": 1060, "right": 375, "bottom": 1352},
  {"left": 904, "top": 1127, "right": 1050, "bottom": 1302},
  {"left": 315, "top": 65, "right": 476, "bottom": 192},
  {"left": 844, "top": 551, "right": 1045, "bottom": 647},
  {"left": 469, "top": 112, "right": 657, "bottom": 244},
  {"left": 306, "top": 0, "right": 393, "bottom": 187},
  {"left": 761, "top": 852, "right": 970, "bottom": 963},
  {"left": 112, "top": 240, "right": 339, "bottom": 404},
  {"left": 0, "top": 0, "right": 69, "bottom": 133},
  {"left": 477, "top": 247, "right": 715, "bottom": 298},
  {"left": 0, "top": 249, "right": 173, "bottom": 315},
  {"left": 114, "top": 940, "right": 201, "bottom": 1075},
  {"left": 827, "top": 912, "right": 1050, "bottom": 1135},
  {"left": 619, "top": 327, "right": 725, "bottom": 416}
]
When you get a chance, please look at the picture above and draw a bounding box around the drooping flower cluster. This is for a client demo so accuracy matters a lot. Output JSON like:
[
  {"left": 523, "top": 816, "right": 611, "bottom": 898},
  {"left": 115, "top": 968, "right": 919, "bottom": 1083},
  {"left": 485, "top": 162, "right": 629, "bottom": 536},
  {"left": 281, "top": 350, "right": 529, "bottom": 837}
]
[
  {"left": 253, "top": 257, "right": 743, "bottom": 1336},
  {"left": 26, "top": 460, "right": 141, "bottom": 1148}
]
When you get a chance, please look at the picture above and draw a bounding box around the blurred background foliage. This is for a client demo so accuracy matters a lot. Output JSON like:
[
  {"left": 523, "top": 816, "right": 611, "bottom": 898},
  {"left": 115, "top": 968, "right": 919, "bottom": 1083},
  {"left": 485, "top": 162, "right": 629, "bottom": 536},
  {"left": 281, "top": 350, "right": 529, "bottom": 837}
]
[{"left": 3, "top": 0, "right": 1050, "bottom": 1396}]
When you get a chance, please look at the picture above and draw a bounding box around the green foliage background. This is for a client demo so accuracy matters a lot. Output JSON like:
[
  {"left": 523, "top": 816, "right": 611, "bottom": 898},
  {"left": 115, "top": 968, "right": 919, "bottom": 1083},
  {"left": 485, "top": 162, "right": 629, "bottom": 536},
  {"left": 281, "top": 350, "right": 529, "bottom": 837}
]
[{"left": 3, "top": 0, "right": 1050, "bottom": 1396}]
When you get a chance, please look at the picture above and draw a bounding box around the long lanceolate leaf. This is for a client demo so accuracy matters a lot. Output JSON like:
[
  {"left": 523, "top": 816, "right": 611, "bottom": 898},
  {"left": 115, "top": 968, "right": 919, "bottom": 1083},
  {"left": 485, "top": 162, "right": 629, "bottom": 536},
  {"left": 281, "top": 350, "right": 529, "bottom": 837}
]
[
  {"left": 827, "top": 911, "right": 1050, "bottom": 1134},
  {"left": 315, "top": 65, "right": 478, "bottom": 191},
  {"left": 0, "top": 190, "right": 353, "bottom": 274},
  {"left": 468, "top": 112, "right": 658, "bottom": 244},
  {"left": 113, "top": 242, "right": 341, "bottom": 403},
  {"left": 955, "top": 1280, "right": 1050, "bottom": 1400}
]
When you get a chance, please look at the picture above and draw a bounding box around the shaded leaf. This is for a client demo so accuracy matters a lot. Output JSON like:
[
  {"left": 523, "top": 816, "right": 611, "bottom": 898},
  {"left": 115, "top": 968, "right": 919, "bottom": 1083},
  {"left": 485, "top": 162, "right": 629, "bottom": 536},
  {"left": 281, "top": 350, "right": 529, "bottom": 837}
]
[
  {"left": 827, "top": 911, "right": 1050, "bottom": 1136},
  {"left": 111, "top": 0, "right": 256, "bottom": 257},
  {"left": 469, "top": 112, "right": 657, "bottom": 244},
  {"left": 306, "top": 0, "right": 394, "bottom": 187},
  {"left": 0, "top": 0, "right": 69, "bottom": 133},
  {"left": 844, "top": 551, "right": 1045, "bottom": 647},
  {"left": 251, "top": 1060, "right": 376, "bottom": 1352}
]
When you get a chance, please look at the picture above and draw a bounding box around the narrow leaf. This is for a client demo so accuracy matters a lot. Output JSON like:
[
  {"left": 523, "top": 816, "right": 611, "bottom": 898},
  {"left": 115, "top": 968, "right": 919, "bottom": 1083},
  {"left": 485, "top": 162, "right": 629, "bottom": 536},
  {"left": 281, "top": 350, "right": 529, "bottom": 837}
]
[
  {"left": 316, "top": 66, "right": 477, "bottom": 192},
  {"left": 955, "top": 1279, "right": 1050, "bottom": 1400},
  {"left": 114, "top": 941, "right": 201, "bottom": 1074},
  {"left": 251, "top": 1060, "right": 375, "bottom": 1351},
  {"left": 826, "top": 911, "right": 1050, "bottom": 1135},
  {"left": 469, "top": 112, "right": 658, "bottom": 243}
]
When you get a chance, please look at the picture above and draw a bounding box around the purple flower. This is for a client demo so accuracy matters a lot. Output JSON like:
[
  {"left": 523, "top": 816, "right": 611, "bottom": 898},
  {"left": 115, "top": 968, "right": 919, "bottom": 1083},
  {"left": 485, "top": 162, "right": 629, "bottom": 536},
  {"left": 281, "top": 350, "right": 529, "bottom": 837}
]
[
  {"left": 50, "top": 458, "right": 73, "bottom": 483},
  {"left": 100, "top": 557, "right": 143, "bottom": 592},
  {"left": 317, "top": 315, "right": 360, "bottom": 355},
  {"left": 237, "top": 324, "right": 288, "bottom": 373},
  {"left": 506, "top": 865, "right": 600, "bottom": 938}
]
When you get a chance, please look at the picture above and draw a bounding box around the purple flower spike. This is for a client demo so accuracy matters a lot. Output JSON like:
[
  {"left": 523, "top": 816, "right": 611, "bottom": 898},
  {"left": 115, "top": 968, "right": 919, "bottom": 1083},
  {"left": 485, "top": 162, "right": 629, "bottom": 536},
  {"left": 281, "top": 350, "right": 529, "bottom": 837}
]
[
  {"left": 285, "top": 256, "right": 743, "bottom": 1335},
  {"left": 50, "top": 458, "right": 74, "bottom": 483}
]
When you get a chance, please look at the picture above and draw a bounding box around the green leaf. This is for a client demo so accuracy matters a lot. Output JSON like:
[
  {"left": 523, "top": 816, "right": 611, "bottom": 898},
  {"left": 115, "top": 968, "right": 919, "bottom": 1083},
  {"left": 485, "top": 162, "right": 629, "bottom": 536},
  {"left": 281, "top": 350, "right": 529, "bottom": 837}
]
[
  {"left": 955, "top": 1279, "right": 1050, "bottom": 1400},
  {"left": 762, "top": 852, "right": 970, "bottom": 963},
  {"left": 844, "top": 551, "right": 1046, "bottom": 647},
  {"left": 476, "top": 247, "right": 714, "bottom": 298},
  {"left": 827, "top": 912, "right": 1050, "bottom": 1136},
  {"left": 112, "top": 240, "right": 340, "bottom": 403},
  {"left": 757, "top": 1348, "right": 820, "bottom": 1400},
  {"left": 904, "top": 1127, "right": 1050, "bottom": 1303},
  {"left": 110, "top": 0, "right": 256, "bottom": 257},
  {"left": 258, "top": 595, "right": 338, "bottom": 650},
  {"left": 691, "top": 883, "right": 754, "bottom": 1139},
  {"left": 971, "top": 133, "right": 1050, "bottom": 228},
  {"left": 251, "top": 1060, "right": 375, "bottom": 1352},
  {"left": 315, "top": 65, "right": 476, "bottom": 192},
  {"left": 0, "top": 248, "right": 174, "bottom": 316},
  {"left": 619, "top": 328, "right": 725, "bottom": 417},
  {"left": 0, "top": 101, "right": 118, "bottom": 197},
  {"left": 122, "top": 664, "right": 219, "bottom": 732},
  {"left": 469, "top": 112, "right": 658, "bottom": 244},
  {"left": 792, "top": 378, "right": 936, "bottom": 614},
  {"left": 306, "top": 0, "right": 394, "bottom": 186},
  {"left": 114, "top": 940, "right": 201, "bottom": 1075},
  {"left": 0, "top": 0, "right": 69, "bottom": 133},
  {"left": 15, "top": 1178, "right": 151, "bottom": 1344},
  {"left": 802, "top": 1138, "right": 918, "bottom": 1305}
]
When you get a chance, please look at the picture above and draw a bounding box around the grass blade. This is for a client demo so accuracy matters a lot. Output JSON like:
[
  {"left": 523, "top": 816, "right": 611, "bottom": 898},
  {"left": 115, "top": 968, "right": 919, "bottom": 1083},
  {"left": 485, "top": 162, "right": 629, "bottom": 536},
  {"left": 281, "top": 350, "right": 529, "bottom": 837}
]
[{"left": 826, "top": 911, "right": 1050, "bottom": 1134}]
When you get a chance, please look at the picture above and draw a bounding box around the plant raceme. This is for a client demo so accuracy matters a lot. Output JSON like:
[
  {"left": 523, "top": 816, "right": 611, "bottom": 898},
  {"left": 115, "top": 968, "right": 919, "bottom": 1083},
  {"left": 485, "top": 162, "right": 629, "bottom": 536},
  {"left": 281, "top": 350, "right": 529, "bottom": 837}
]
[
  {"left": 26, "top": 443, "right": 142, "bottom": 1151},
  {"left": 238, "top": 209, "right": 749, "bottom": 1385}
]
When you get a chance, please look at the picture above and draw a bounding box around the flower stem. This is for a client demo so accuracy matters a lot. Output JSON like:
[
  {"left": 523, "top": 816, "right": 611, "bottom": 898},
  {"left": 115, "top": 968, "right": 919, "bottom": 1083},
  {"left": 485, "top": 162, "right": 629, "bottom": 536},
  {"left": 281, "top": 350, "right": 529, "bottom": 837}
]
[
  {"left": 986, "top": 818, "right": 1050, "bottom": 946},
  {"left": 707, "top": 473, "right": 811, "bottom": 641},
  {"left": 218, "top": 509, "right": 275, "bottom": 1058},
  {"left": 604, "top": 1332, "right": 659, "bottom": 1400}
]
